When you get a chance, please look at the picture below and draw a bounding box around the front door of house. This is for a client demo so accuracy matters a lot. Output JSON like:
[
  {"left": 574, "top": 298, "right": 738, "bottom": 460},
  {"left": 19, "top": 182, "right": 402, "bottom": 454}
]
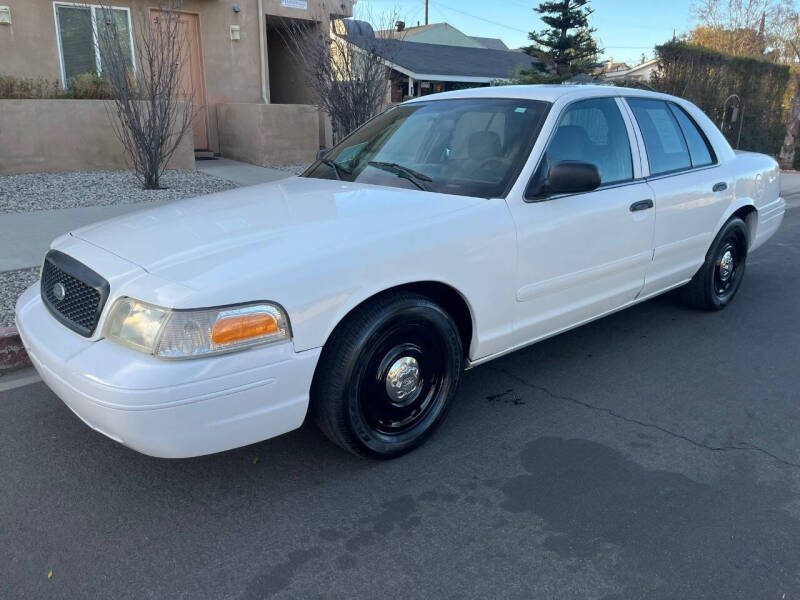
[{"left": 151, "top": 9, "right": 210, "bottom": 150}]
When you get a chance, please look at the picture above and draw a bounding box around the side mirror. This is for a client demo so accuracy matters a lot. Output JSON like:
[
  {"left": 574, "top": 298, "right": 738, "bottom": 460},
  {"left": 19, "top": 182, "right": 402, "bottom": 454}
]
[
  {"left": 317, "top": 148, "right": 330, "bottom": 160},
  {"left": 528, "top": 160, "right": 601, "bottom": 199}
]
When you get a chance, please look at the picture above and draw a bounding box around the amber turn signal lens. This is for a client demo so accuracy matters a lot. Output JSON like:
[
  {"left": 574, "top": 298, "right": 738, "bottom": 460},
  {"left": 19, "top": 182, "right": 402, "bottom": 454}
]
[{"left": 212, "top": 313, "right": 279, "bottom": 344}]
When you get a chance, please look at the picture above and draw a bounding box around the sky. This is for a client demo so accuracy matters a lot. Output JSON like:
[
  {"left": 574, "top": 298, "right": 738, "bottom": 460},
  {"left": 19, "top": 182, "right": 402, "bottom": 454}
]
[{"left": 357, "top": 0, "right": 697, "bottom": 66}]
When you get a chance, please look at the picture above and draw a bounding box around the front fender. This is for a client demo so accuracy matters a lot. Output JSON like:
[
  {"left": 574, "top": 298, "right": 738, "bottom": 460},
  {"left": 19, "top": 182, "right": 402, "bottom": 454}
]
[{"left": 286, "top": 200, "right": 518, "bottom": 361}]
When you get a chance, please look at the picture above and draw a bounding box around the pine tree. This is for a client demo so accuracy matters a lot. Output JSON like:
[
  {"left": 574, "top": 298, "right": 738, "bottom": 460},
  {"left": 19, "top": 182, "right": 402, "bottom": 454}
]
[{"left": 526, "top": 0, "right": 602, "bottom": 77}]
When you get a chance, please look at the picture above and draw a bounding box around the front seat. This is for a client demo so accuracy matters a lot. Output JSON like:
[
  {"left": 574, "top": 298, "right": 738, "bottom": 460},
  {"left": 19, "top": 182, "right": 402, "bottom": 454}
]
[{"left": 461, "top": 131, "right": 505, "bottom": 180}]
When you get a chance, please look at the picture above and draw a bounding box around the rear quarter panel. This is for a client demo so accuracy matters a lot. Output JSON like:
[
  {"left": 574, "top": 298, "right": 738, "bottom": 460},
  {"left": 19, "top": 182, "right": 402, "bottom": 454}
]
[{"left": 720, "top": 151, "right": 782, "bottom": 251}]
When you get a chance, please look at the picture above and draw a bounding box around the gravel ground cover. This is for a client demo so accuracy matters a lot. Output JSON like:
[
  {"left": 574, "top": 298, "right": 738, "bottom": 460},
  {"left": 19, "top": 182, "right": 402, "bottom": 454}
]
[
  {"left": 0, "top": 268, "right": 39, "bottom": 328},
  {"left": 0, "top": 169, "right": 238, "bottom": 214},
  {"left": 267, "top": 164, "right": 311, "bottom": 175}
]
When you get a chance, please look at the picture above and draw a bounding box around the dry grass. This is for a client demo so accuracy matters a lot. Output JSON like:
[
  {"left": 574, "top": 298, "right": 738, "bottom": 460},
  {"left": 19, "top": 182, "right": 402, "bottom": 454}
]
[{"left": 0, "top": 73, "right": 114, "bottom": 100}]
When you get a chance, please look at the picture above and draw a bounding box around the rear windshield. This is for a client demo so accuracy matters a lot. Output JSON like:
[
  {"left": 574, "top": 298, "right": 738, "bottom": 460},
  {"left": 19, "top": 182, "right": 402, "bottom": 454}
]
[{"left": 303, "top": 98, "right": 550, "bottom": 198}]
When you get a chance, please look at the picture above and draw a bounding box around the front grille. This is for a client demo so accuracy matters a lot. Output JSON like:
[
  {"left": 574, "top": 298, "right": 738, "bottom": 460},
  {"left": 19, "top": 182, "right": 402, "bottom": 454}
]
[{"left": 41, "top": 250, "right": 110, "bottom": 337}]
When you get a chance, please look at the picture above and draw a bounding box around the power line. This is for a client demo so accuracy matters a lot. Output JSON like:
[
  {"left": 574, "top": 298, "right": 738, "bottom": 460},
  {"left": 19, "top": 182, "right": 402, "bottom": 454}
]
[{"left": 433, "top": 1, "right": 530, "bottom": 34}]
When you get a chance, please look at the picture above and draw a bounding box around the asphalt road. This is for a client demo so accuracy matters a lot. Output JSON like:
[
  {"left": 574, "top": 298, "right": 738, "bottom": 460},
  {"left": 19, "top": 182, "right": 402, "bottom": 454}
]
[{"left": 2, "top": 210, "right": 799, "bottom": 600}]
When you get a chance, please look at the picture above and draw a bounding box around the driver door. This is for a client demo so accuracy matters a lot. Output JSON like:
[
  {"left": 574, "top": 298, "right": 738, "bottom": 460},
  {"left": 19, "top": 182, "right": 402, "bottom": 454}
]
[{"left": 507, "top": 97, "right": 656, "bottom": 346}]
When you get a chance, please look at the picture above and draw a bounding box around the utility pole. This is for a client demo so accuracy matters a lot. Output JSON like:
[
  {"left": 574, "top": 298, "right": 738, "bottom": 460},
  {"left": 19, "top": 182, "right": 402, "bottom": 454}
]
[{"left": 425, "top": 0, "right": 429, "bottom": 25}]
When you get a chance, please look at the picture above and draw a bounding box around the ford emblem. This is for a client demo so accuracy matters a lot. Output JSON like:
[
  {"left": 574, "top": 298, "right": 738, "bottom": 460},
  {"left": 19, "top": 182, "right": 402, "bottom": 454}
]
[{"left": 52, "top": 282, "right": 66, "bottom": 302}]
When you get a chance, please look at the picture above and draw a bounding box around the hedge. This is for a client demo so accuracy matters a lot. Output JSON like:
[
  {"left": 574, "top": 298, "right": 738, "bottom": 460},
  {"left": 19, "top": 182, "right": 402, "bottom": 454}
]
[
  {"left": 650, "top": 41, "right": 790, "bottom": 156},
  {"left": 0, "top": 73, "right": 114, "bottom": 100}
]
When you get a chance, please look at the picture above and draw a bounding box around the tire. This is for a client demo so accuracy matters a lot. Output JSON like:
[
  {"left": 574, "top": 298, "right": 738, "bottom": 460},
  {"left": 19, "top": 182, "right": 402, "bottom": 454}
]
[
  {"left": 311, "top": 291, "right": 463, "bottom": 459},
  {"left": 679, "top": 217, "right": 749, "bottom": 311}
]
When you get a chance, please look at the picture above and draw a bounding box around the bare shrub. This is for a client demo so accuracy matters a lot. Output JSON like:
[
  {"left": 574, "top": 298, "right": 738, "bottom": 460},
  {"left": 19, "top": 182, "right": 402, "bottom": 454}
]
[
  {"left": 95, "top": 1, "right": 194, "bottom": 189},
  {"left": 277, "top": 3, "right": 401, "bottom": 143}
]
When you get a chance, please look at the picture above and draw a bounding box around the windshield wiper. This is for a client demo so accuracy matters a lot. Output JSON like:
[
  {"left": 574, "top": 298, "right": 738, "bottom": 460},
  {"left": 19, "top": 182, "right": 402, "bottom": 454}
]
[
  {"left": 368, "top": 161, "right": 432, "bottom": 191},
  {"left": 318, "top": 158, "right": 350, "bottom": 180}
]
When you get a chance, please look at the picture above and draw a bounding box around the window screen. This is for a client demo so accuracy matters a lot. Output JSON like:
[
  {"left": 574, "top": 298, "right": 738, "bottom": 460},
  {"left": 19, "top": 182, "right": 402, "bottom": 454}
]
[
  {"left": 627, "top": 98, "right": 692, "bottom": 175},
  {"left": 56, "top": 6, "right": 96, "bottom": 81},
  {"left": 95, "top": 7, "right": 134, "bottom": 70},
  {"left": 668, "top": 103, "right": 714, "bottom": 167}
]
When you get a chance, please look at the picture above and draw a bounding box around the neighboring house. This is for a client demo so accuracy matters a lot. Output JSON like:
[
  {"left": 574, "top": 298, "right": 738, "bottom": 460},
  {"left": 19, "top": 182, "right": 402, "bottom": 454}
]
[
  {"left": 602, "top": 58, "right": 659, "bottom": 84},
  {"left": 0, "top": 0, "right": 353, "bottom": 165},
  {"left": 470, "top": 36, "right": 510, "bottom": 51},
  {"left": 594, "top": 57, "right": 631, "bottom": 75},
  {"left": 339, "top": 21, "right": 539, "bottom": 102},
  {"left": 378, "top": 21, "right": 508, "bottom": 52}
]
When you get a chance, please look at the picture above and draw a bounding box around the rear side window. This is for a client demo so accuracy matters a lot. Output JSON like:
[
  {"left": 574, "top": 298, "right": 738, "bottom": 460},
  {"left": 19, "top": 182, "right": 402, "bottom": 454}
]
[
  {"left": 668, "top": 104, "right": 715, "bottom": 167},
  {"left": 536, "top": 97, "right": 633, "bottom": 187},
  {"left": 627, "top": 98, "right": 691, "bottom": 176}
]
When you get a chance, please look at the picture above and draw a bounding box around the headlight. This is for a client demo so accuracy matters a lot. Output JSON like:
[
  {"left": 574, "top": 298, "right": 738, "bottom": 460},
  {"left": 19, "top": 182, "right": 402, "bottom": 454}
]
[{"left": 103, "top": 298, "right": 290, "bottom": 359}]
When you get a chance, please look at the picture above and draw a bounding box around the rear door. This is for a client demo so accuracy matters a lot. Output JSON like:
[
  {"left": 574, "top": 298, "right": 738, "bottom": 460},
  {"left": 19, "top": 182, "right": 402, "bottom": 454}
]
[
  {"left": 623, "top": 98, "right": 732, "bottom": 296},
  {"left": 507, "top": 97, "right": 656, "bottom": 346}
]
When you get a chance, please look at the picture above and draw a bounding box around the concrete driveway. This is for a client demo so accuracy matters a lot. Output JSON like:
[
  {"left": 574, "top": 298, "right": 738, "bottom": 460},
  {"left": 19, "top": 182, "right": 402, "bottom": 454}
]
[{"left": 1, "top": 212, "right": 799, "bottom": 599}]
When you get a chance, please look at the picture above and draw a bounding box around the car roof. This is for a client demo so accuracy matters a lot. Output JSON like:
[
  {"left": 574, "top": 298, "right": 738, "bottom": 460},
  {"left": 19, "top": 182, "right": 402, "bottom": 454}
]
[{"left": 404, "top": 84, "right": 675, "bottom": 105}]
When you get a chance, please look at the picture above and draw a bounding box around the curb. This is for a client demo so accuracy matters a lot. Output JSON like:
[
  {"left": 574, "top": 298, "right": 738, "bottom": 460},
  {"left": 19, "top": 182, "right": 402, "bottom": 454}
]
[{"left": 0, "top": 326, "right": 30, "bottom": 373}]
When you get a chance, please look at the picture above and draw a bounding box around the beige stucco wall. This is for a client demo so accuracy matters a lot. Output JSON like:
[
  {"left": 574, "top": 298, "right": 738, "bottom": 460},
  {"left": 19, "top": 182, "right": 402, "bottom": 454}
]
[
  {"left": 217, "top": 102, "right": 323, "bottom": 165},
  {"left": 0, "top": 99, "right": 194, "bottom": 174},
  {"left": 0, "top": 0, "right": 352, "bottom": 153},
  {"left": 0, "top": 0, "right": 64, "bottom": 81},
  {"left": 0, "top": 0, "right": 263, "bottom": 153},
  {"left": 263, "top": 0, "right": 353, "bottom": 20}
]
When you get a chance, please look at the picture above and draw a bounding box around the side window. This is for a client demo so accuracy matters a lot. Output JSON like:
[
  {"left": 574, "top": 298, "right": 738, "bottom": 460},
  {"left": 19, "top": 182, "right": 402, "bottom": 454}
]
[
  {"left": 627, "top": 98, "right": 692, "bottom": 176},
  {"left": 668, "top": 104, "right": 715, "bottom": 168},
  {"left": 536, "top": 98, "right": 633, "bottom": 189}
]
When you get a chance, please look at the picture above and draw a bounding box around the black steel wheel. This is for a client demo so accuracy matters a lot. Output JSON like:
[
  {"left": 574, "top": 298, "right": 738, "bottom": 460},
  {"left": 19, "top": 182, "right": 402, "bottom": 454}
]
[
  {"left": 311, "top": 291, "right": 463, "bottom": 458},
  {"left": 680, "top": 216, "right": 749, "bottom": 311}
]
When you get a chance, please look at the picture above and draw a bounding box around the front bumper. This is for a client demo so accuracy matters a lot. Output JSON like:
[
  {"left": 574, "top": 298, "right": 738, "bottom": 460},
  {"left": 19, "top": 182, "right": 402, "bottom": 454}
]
[{"left": 15, "top": 285, "right": 320, "bottom": 458}]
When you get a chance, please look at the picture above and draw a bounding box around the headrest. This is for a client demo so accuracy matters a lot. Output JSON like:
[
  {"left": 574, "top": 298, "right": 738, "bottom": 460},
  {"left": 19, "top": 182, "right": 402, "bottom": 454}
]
[
  {"left": 549, "top": 125, "right": 591, "bottom": 157},
  {"left": 468, "top": 131, "right": 503, "bottom": 161}
]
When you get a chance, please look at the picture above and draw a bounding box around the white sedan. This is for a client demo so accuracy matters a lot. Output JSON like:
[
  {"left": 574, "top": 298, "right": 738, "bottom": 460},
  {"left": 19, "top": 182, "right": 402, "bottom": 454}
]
[{"left": 16, "top": 85, "right": 785, "bottom": 459}]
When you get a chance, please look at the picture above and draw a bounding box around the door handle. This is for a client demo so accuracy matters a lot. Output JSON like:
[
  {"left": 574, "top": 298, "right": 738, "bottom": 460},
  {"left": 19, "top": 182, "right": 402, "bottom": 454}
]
[
  {"left": 713, "top": 182, "right": 728, "bottom": 192},
  {"left": 630, "top": 199, "right": 654, "bottom": 212}
]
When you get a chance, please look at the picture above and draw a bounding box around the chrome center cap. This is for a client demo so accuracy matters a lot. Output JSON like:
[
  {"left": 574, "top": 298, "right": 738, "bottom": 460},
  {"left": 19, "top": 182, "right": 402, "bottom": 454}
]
[
  {"left": 719, "top": 250, "right": 734, "bottom": 281},
  {"left": 385, "top": 356, "right": 421, "bottom": 404}
]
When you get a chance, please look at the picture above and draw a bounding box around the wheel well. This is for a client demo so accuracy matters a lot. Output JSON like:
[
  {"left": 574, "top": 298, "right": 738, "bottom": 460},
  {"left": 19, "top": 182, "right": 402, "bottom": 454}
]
[
  {"left": 326, "top": 282, "right": 474, "bottom": 358},
  {"left": 401, "top": 282, "right": 473, "bottom": 355},
  {"left": 731, "top": 205, "right": 757, "bottom": 248}
]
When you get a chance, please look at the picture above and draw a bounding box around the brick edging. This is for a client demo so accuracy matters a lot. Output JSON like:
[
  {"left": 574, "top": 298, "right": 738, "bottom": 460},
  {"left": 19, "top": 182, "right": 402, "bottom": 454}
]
[{"left": 0, "top": 326, "right": 31, "bottom": 373}]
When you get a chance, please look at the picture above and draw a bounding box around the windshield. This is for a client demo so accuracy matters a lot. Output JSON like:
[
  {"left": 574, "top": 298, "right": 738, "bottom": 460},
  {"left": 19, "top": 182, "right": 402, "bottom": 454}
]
[{"left": 302, "top": 98, "right": 550, "bottom": 199}]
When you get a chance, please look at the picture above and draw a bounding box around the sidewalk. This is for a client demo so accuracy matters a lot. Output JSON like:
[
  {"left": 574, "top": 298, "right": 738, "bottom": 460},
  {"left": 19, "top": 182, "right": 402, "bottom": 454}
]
[
  {"left": 0, "top": 159, "right": 292, "bottom": 272},
  {"left": 782, "top": 170, "right": 800, "bottom": 209},
  {"left": 196, "top": 157, "right": 295, "bottom": 186}
]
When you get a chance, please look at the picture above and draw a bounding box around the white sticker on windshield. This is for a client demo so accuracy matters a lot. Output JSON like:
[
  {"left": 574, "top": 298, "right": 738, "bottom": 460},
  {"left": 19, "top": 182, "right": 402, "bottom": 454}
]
[{"left": 515, "top": 107, "right": 528, "bottom": 113}]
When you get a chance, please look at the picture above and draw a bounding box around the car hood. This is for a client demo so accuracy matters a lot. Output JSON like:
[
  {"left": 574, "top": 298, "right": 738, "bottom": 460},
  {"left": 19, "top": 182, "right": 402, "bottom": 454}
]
[{"left": 70, "top": 177, "right": 483, "bottom": 289}]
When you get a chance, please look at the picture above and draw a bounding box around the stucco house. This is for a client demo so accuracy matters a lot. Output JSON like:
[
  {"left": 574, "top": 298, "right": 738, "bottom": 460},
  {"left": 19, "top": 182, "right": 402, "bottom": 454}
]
[{"left": 0, "top": 0, "right": 354, "bottom": 172}]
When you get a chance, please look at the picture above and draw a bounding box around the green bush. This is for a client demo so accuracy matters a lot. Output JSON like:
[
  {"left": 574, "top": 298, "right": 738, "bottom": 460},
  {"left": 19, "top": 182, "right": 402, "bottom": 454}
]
[
  {"left": 650, "top": 41, "right": 790, "bottom": 156},
  {"left": 0, "top": 73, "right": 114, "bottom": 100}
]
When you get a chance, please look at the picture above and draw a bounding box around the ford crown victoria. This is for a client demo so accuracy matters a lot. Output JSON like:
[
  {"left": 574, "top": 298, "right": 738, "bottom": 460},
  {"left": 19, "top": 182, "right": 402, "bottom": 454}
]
[{"left": 15, "top": 85, "right": 786, "bottom": 459}]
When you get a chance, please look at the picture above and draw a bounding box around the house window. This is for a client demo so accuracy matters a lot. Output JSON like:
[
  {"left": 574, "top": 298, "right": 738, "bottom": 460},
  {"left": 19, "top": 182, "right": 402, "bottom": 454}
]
[{"left": 54, "top": 3, "right": 134, "bottom": 83}]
